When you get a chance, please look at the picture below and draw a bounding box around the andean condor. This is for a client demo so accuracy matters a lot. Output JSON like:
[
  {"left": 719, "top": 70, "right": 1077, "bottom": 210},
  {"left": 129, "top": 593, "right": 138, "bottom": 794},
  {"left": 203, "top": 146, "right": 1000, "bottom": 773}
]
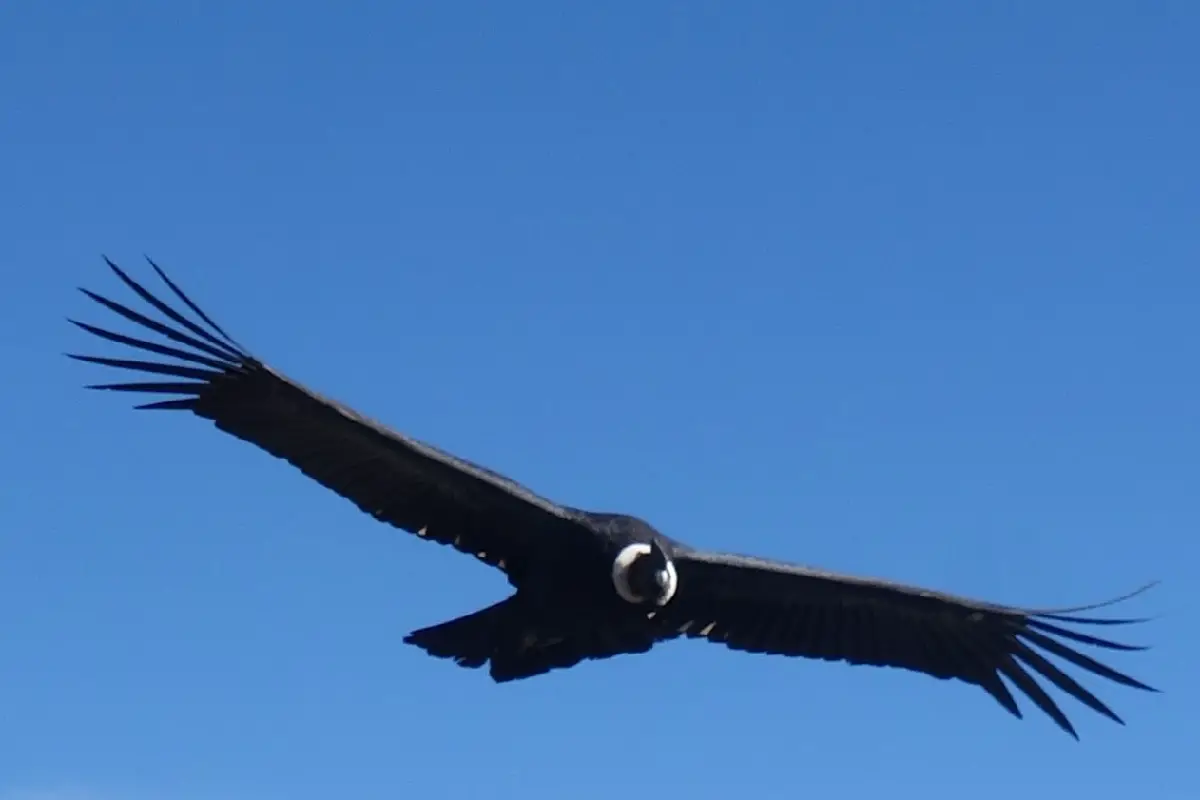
[{"left": 68, "top": 257, "right": 1158, "bottom": 739}]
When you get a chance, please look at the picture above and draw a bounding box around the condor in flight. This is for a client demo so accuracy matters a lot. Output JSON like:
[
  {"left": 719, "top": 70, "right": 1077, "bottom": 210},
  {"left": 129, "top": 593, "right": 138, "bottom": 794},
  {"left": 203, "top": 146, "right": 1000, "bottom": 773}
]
[{"left": 68, "top": 257, "right": 1157, "bottom": 739}]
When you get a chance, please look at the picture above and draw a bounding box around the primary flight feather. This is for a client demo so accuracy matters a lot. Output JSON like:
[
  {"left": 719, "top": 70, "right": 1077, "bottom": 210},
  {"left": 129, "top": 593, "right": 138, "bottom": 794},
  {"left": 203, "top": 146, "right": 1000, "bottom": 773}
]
[{"left": 69, "top": 257, "right": 1158, "bottom": 738}]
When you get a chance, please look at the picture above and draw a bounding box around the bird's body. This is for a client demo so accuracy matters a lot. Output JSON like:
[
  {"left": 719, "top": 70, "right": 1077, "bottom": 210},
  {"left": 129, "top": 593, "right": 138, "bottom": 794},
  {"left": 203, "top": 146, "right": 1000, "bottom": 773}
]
[{"left": 70, "top": 257, "right": 1157, "bottom": 738}]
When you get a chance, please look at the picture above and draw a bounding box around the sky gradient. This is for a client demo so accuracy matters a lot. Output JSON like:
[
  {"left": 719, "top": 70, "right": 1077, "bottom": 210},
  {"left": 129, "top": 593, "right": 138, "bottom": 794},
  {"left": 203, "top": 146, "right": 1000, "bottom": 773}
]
[{"left": 2, "top": 3, "right": 1197, "bottom": 799}]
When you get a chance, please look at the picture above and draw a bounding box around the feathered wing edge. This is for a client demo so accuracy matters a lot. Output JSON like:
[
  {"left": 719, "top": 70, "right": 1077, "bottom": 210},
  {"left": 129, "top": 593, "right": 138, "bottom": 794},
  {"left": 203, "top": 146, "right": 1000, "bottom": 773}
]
[
  {"left": 967, "top": 581, "right": 1159, "bottom": 738},
  {"left": 66, "top": 255, "right": 253, "bottom": 410},
  {"left": 66, "top": 255, "right": 581, "bottom": 516}
]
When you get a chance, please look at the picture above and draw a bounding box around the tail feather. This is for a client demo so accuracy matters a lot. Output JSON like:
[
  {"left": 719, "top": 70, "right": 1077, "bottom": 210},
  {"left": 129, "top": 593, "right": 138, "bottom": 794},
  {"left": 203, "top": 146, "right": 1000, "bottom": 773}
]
[
  {"left": 404, "top": 598, "right": 513, "bottom": 670},
  {"left": 404, "top": 596, "right": 658, "bottom": 682}
]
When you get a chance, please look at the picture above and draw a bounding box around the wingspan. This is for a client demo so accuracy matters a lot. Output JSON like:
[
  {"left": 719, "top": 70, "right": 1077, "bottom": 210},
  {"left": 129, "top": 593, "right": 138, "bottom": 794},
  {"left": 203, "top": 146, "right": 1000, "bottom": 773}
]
[
  {"left": 68, "top": 257, "right": 593, "bottom": 580},
  {"left": 664, "top": 549, "right": 1157, "bottom": 738}
]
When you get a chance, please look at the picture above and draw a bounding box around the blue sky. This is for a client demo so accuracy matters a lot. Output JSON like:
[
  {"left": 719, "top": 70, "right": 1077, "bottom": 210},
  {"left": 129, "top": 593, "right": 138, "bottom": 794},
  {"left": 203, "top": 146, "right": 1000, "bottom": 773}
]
[{"left": 2, "top": 2, "right": 1197, "bottom": 798}]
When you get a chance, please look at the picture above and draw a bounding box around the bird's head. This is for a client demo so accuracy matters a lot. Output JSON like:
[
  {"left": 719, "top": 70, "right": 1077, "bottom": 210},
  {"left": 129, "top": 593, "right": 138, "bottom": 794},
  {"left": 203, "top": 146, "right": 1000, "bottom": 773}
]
[{"left": 612, "top": 539, "right": 678, "bottom": 607}]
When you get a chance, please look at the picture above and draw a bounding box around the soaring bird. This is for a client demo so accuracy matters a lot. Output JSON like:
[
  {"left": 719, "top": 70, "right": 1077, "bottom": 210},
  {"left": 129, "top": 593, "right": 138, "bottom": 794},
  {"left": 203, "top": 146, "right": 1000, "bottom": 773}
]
[{"left": 68, "top": 257, "right": 1157, "bottom": 739}]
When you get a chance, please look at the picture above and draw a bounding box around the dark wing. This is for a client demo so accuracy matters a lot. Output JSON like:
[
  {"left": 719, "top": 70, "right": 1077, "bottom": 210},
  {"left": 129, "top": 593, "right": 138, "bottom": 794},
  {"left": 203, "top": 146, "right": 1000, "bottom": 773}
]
[
  {"left": 663, "top": 549, "right": 1157, "bottom": 738},
  {"left": 67, "top": 257, "right": 595, "bottom": 580}
]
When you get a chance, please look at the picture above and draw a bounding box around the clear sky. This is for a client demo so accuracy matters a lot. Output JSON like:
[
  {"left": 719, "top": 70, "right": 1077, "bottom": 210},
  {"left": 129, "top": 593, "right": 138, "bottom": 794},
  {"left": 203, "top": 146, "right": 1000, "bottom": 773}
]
[{"left": 2, "top": 2, "right": 1196, "bottom": 798}]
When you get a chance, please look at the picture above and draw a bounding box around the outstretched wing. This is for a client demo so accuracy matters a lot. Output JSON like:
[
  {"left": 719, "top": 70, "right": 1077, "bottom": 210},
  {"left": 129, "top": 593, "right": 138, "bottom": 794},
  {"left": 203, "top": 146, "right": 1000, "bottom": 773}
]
[
  {"left": 664, "top": 549, "right": 1157, "bottom": 738},
  {"left": 68, "top": 257, "right": 593, "bottom": 581}
]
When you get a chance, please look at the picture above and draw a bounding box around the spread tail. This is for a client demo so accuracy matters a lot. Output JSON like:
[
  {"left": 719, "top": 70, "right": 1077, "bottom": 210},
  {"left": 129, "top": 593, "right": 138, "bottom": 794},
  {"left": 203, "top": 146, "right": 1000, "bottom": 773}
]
[
  {"left": 404, "top": 595, "right": 657, "bottom": 682},
  {"left": 404, "top": 598, "right": 516, "bottom": 671}
]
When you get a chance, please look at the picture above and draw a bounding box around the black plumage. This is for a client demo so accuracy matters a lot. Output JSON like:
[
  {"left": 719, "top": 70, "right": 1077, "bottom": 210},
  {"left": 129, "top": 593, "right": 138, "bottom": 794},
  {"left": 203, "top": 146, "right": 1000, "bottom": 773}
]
[{"left": 69, "top": 257, "right": 1158, "bottom": 738}]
